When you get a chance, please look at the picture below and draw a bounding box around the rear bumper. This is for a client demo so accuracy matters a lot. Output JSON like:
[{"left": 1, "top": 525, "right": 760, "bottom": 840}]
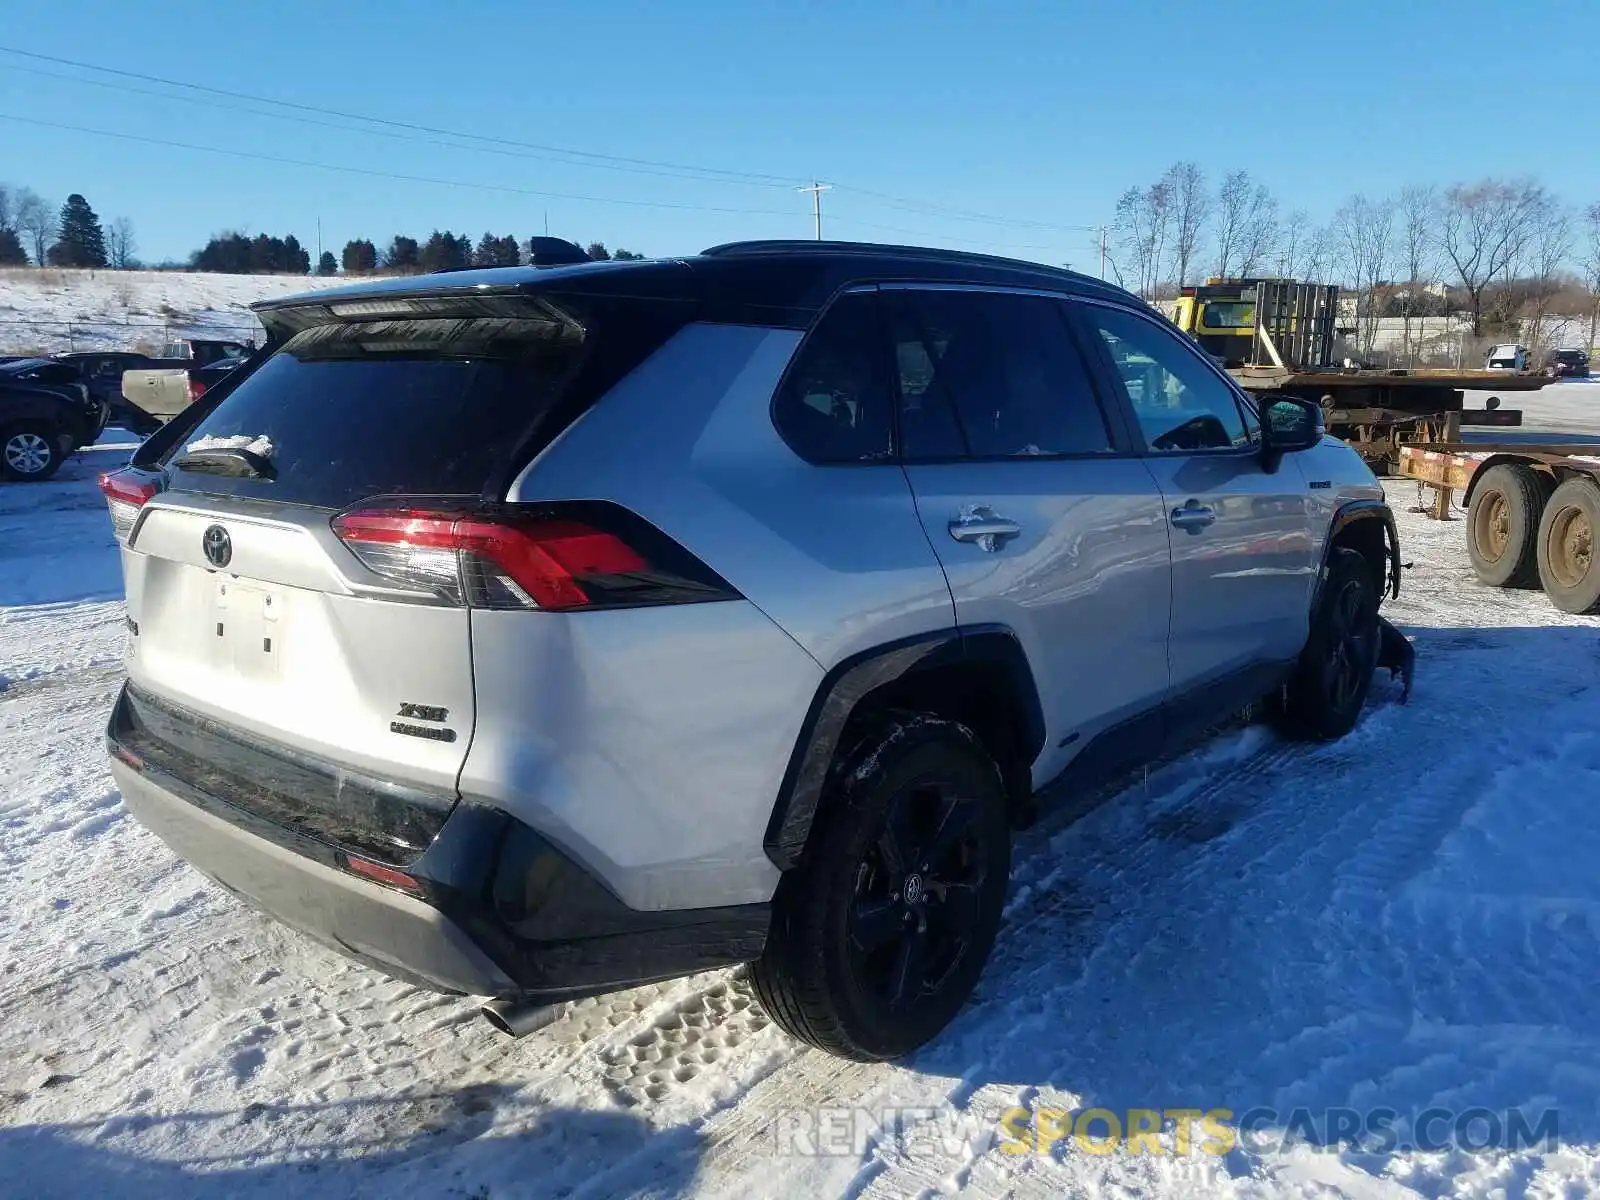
[
  {"left": 111, "top": 759, "right": 517, "bottom": 995},
  {"left": 107, "top": 682, "right": 769, "bottom": 1001}
]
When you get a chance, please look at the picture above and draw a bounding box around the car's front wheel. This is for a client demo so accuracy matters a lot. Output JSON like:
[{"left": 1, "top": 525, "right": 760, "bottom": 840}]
[
  {"left": 0, "top": 422, "right": 67, "bottom": 481},
  {"left": 1276, "top": 547, "right": 1381, "bottom": 740},
  {"left": 751, "top": 715, "right": 1011, "bottom": 1061}
]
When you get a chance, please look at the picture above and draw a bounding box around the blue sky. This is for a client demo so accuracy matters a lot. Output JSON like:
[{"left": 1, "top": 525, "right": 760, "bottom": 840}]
[{"left": 2, "top": 0, "right": 1596, "bottom": 268}]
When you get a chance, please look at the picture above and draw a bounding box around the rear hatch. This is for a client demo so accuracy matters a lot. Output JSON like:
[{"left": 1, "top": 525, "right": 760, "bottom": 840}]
[{"left": 106, "top": 289, "right": 685, "bottom": 864}]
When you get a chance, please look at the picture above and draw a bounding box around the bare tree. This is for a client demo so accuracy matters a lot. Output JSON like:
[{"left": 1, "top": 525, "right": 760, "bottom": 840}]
[
  {"left": 1395, "top": 185, "right": 1437, "bottom": 365},
  {"left": 0, "top": 184, "right": 12, "bottom": 235},
  {"left": 1114, "top": 179, "right": 1173, "bottom": 299},
  {"left": 1331, "top": 194, "right": 1395, "bottom": 357},
  {"left": 1302, "top": 225, "right": 1333, "bottom": 284},
  {"left": 1161, "top": 162, "right": 1209, "bottom": 288},
  {"left": 1439, "top": 178, "right": 1550, "bottom": 337},
  {"left": 1583, "top": 202, "right": 1600, "bottom": 353},
  {"left": 1236, "top": 189, "right": 1279, "bottom": 276},
  {"left": 1276, "top": 209, "right": 1308, "bottom": 277},
  {"left": 1212, "top": 170, "right": 1274, "bottom": 277},
  {"left": 1521, "top": 200, "right": 1571, "bottom": 353},
  {"left": 15, "top": 188, "right": 54, "bottom": 266},
  {"left": 107, "top": 216, "right": 137, "bottom": 270}
]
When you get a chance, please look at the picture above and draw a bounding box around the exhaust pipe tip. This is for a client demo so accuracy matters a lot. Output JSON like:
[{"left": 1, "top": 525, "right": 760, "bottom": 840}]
[{"left": 481, "top": 998, "right": 564, "bottom": 1039}]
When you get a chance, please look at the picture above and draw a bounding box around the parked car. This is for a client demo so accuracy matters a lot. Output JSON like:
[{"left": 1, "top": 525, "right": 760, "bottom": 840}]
[
  {"left": 0, "top": 380, "right": 107, "bottom": 482},
  {"left": 1541, "top": 348, "right": 1591, "bottom": 378},
  {"left": 51, "top": 351, "right": 170, "bottom": 434},
  {"left": 0, "top": 357, "right": 108, "bottom": 481},
  {"left": 160, "top": 337, "right": 254, "bottom": 367},
  {"left": 101, "top": 241, "right": 1403, "bottom": 1061},
  {"left": 120, "top": 351, "right": 251, "bottom": 427},
  {"left": 1485, "top": 343, "right": 1528, "bottom": 370}
]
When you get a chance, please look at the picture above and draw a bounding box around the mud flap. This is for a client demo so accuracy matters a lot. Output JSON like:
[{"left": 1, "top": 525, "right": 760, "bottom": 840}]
[{"left": 1376, "top": 615, "right": 1413, "bottom": 703}]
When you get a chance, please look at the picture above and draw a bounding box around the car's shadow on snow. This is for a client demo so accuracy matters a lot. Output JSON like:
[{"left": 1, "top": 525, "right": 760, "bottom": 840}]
[
  {"left": 0, "top": 448, "right": 135, "bottom": 609},
  {"left": 0, "top": 1086, "right": 705, "bottom": 1198},
  {"left": 903, "top": 623, "right": 1600, "bottom": 1170}
]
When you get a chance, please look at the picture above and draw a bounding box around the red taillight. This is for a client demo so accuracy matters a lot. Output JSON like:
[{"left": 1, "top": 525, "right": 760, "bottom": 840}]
[
  {"left": 331, "top": 502, "right": 735, "bottom": 612},
  {"left": 344, "top": 855, "right": 420, "bottom": 893},
  {"left": 99, "top": 468, "right": 162, "bottom": 541},
  {"left": 188, "top": 377, "right": 208, "bottom": 403},
  {"left": 333, "top": 507, "right": 647, "bottom": 611}
]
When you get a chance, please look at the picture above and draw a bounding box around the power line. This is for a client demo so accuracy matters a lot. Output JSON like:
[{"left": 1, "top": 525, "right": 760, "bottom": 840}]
[
  {"left": 0, "top": 44, "right": 801, "bottom": 189},
  {"left": 0, "top": 44, "right": 1105, "bottom": 239},
  {"left": 0, "top": 61, "right": 802, "bottom": 192},
  {"left": 831, "top": 183, "right": 1101, "bottom": 235},
  {"left": 0, "top": 113, "right": 802, "bottom": 218}
]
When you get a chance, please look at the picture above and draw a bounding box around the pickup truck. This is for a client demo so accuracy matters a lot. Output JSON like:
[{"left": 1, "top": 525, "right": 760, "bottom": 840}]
[{"left": 119, "top": 338, "right": 254, "bottom": 430}]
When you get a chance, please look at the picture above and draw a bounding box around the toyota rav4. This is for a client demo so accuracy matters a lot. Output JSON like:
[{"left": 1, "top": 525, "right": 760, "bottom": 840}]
[{"left": 101, "top": 240, "right": 1403, "bottom": 1061}]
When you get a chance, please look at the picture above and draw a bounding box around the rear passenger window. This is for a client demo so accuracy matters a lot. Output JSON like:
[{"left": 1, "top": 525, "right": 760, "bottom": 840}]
[
  {"left": 772, "top": 292, "right": 894, "bottom": 463},
  {"left": 887, "top": 290, "right": 1112, "bottom": 460}
]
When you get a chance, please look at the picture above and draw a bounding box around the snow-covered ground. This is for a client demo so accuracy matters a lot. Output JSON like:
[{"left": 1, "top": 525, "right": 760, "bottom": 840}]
[
  {"left": 1464, "top": 378, "right": 1600, "bottom": 440},
  {"left": 4, "top": 443, "right": 1600, "bottom": 1198},
  {"left": 0, "top": 269, "right": 348, "bottom": 355}
]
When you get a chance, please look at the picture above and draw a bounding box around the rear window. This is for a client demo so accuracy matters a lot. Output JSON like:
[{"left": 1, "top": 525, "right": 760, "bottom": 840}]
[{"left": 163, "top": 316, "right": 586, "bottom": 509}]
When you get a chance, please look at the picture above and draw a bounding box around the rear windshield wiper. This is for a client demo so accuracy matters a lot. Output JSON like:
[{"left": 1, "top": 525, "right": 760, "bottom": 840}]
[{"left": 174, "top": 447, "right": 276, "bottom": 480}]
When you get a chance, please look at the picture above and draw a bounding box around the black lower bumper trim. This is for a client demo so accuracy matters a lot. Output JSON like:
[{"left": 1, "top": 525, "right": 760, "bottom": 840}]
[{"left": 108, "top": 680, "right": 770, "bottom": 1002}]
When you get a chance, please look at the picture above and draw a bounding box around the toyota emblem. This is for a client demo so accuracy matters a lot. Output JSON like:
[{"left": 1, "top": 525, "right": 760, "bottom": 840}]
[{"left": 202, "top": 524, "right": 232, "bottom": 568}]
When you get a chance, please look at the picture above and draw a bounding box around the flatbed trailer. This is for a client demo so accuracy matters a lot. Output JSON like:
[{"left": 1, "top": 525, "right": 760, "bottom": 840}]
[
  {"left": 1230, "top": 367, "right": 1548, "bottom": 473},
  {"left": 1398, "top": 442, "right": 1600, "bottom": 614}
]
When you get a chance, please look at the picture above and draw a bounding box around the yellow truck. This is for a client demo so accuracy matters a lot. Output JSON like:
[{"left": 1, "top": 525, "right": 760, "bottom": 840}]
[{"left": 1167, "top": 278, "right": 1548, "bottom": 471}]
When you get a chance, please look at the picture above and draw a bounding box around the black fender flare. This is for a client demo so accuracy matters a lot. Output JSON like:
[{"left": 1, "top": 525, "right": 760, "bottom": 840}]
[
  {"left": 1323, "top": 498, "right": 1401, "bottom": 601},
  {"left": 763, "top": 625, "right": 1045, "bottom": 871}
]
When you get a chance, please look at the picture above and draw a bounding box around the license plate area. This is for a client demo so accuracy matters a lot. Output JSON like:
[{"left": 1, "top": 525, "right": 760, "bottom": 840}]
[{"left": 212, "top": 578, "right": 282, "bottom": 677}]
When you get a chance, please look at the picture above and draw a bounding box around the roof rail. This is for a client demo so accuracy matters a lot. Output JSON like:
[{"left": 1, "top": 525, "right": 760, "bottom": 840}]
[{"left": 699, "top": 239, "right": 1080, "bottom": 278}]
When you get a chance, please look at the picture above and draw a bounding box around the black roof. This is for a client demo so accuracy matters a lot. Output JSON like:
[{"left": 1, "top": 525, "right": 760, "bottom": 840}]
[{"left": 255, "top": 240, "right": 1131, "bottom": 330}]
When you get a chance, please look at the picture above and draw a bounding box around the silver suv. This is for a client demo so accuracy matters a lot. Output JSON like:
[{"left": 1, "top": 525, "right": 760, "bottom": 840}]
[{"left": 101, "top": 240, "right": 1402, "bottom": 1061}]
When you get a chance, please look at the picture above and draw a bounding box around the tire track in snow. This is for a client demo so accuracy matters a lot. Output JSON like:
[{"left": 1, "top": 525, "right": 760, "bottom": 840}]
[{"left": 856, "top": 667, "right": 1600, "bottom": 1197}]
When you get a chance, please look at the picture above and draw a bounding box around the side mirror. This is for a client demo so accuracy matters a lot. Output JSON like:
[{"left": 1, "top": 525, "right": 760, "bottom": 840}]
[{"left": 1259, "top": 395, "right": 1324, "bottom": 464}]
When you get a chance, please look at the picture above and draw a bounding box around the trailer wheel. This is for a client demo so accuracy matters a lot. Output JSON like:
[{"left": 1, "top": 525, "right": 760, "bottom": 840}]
[
  {"left": 1536, "top": 478, "right": 1600, "bottom": 614},
  {"left": 1466, "top": 464, "right": 1550, "bottom": 588}
]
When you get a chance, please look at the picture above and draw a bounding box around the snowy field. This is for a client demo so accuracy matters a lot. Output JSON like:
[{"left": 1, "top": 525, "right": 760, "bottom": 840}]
[
  {"left": 1464, "top": 378, "right": 1600, "bottom": 440},
  {"left": 0, "top": 269, "right": 348, "bottom": 355},
  {"left": 4, "top": 443, "right": 1600, "bottom": 1199}
]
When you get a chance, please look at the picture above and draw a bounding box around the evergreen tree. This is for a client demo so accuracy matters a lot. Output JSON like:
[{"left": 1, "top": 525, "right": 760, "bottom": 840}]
[
  {"left": 191, "top": 231, "right": 253, "bottom": 273},
  {"left": 613, "top": 248, "right": 646, "bottom": 261},
  {"left": 384, "top": 235, "right": 420, "bottom": 272},
  {"left": 473, "top": 232, "right": 521, "bottom": 268},
  {"left": 585, "top": 242, "right": 611, "bottom": 261},
  {"left": 249, "top": 233, "right": 280, "bottom": 273},
  {"left": 283, "top": 234, "right": 311, "bottom": 274},
  {"left": 342, "top": 238, "right": 378, "bottom": 273},
  {"left": 0, "top": 228, "right": 26, "bottom": 266},
  {"left": 317, "top": 251, "right": 339, "bottom": 276},
  {"left": 420, "top": 229, "right": 472, "bottom": 273},
  {"left": 46, "top": 193, "right": 108, "bottom": 268}
]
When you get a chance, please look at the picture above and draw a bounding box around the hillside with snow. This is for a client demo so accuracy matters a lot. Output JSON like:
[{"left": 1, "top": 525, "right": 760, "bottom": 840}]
[{"left": 0, "top": 269, "right": 350, "bottom": 356}]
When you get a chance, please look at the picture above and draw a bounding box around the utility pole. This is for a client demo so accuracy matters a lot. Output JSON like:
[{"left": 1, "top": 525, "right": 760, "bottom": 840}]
[
  {"left": 1098, "top": 225, "right": 1108, "bottom": 280},
  {"left": 317, "top": 217, "right": 322, "bottom": 264},
  {"left": 798, "top": 181, "right": 832, "bottom": 241}
]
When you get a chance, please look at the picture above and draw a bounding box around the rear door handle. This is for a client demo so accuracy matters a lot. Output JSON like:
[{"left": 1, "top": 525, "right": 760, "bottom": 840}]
[
  {"left": 949, "top": 511, "right": 1022, "bottom": 551},
  {"left": 1170, "top": 500, "right": 1216, "bottom": 532}
]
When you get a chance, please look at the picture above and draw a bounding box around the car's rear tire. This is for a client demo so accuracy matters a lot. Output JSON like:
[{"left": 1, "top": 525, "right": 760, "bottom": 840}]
[
  {"left": 750, "top": 715, "right": 1011, "bottom": 1061},
  {"left": 1466, "top": 464, "right": 1550, "bottom": 588},
  {"left": 1276, "top": 547, "right": 1381, "bottom": 741},
  {"left": 1535, "top": 478, "right": 1600, "bottom": 614},
  {"left": 0, "top": 422, "right": 67, "bottom": 481}
]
